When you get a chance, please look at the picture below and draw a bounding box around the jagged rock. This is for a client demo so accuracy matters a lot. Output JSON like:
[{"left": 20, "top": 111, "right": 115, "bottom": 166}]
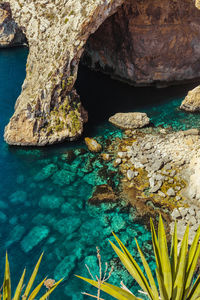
[
  {"left": 85, "top": 137, "right": 102, "bottom": 153},
  {"left": 109, "top": 112, "right": 150, "bottom": 130},
  {"left": 83, "top": 0, "right": 200, "bottom": 86},
  {"left": 89, "top": 184, "right": 117, "bottom": 204},
  {"left": 180, "top": 86, "right": 200, "bottom": 112},
  {"left": 3, "top": 0, "right": 124, "bottom": 146},
  {"left": 0, "top": 3, "right": 26, "bottom": 47}
]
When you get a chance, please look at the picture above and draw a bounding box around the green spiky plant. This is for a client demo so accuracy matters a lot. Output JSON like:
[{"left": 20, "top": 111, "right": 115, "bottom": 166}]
[
  {"left": 1, "top": 253, "right": 63, "bottom": 300},
  {"left": 77, "top": 215, "right": 200, "bottom": 299}
]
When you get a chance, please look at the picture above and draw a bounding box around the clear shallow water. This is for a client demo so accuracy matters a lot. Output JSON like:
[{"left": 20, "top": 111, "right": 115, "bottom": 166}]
[{"left": 0, "top": 48, "right": 200, "bottom": 299}]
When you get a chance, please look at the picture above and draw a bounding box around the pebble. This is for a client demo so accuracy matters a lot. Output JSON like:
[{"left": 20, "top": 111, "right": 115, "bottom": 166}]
[
  {"left": 167, "top": 188, "right": 176, "bottom": 197},
  {"left": 127, "top": 170, "right": 135, "bottom": 181}
]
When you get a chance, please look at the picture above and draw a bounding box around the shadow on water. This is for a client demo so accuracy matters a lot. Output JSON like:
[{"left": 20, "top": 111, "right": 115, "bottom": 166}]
[{"left": 76, "top": 64, "right": 200, "bottom": 135}]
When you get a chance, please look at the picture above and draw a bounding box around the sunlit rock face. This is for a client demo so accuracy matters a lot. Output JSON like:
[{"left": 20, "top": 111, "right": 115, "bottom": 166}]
[
  {"left": 3, "top": 0, "right": 124, "bottom": 146},
  {"left": 82, "top": 0, "right": 200, "bottom": 86},
  {"left": 0, "top": 2, "right": 26, "bottom": 48}
]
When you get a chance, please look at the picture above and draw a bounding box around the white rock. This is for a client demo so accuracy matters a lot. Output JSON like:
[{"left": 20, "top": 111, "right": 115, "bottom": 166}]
[{"left": 127, "top": 170, "right": 135, "bottom": 181}]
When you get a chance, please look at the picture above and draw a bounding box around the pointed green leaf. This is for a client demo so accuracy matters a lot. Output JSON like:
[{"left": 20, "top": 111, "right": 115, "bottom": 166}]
[
  {"left": 155, "top": 269, "right": 169, "bottom": 300},
  {"left": 39, "top": 278, "right": 63, "bottom": 300},
  {"left": 184, "top": 242, "right": 200, "bottom": 299},
  {"left": 150, "top": 219, "right": 163, "bottom": 277},
  {"left": 76, "top": 276, "right": 141, "bottom": 300},
  {"left": 3, "top": 253, "right": 11, "bottom": 300},
  {"left": 13, "top": 269, "right": 26, "bottom": 300},
  {"left": 28, "top": 277, "right": 47, "bottom": 300},
  {"left": 135, "top": 239, "right": 159, "bottom": 300},
  {"left": 23, "top": 253, "right": 44, "bottom": 299},
  {"left": 109, "top": 240, "right": 155, "bottom": 300},
  {"left": 187, "top": 273, "right": 200, "bottom": 300},
  {"left": 157, "top": 215, "right": 172, "bottom": 299},
  {"left": 172, "top": 225, "right": 189, "bottom": 300},
  {"left": 170, "top": 221, "right": 178, "bottom": 284}
]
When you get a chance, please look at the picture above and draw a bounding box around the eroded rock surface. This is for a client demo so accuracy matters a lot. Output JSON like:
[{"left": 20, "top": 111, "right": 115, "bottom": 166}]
[
  {"left": 180, "top": 85, "right": 200, "bottom": 112},
  {"left": 0, "top": 2, "right": 25, "bottom": 47},
  {"left": 83, "top": 0, "right": 200, "bottom": 86},
  {"left": 3, "top": 0, "right": 124, "bottom": 146},
  {"left": 109, "top": 112, "right": 150, "bottom": 130}
]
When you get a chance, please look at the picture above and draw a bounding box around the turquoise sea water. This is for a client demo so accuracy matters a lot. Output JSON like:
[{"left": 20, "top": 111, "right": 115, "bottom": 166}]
[{"left": 0, "top": 47, "right": 200, "bottom": 299}]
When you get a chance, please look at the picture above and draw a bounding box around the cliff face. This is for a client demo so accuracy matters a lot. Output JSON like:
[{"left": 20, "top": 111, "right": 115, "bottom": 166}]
[
  {"left": 3, "top": 0, "right": 124, "bottom": 146},
  {"left": 82, "top": 0, "right": 200, "bottom": 86},
  {"left": 0, "top": 2, "right": 25, "bottom": 47}
]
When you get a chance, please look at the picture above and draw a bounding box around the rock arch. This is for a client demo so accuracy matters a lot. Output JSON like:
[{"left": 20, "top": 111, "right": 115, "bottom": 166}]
[{"left": 3, "top": 0, "right": 124, "bottom": 146}]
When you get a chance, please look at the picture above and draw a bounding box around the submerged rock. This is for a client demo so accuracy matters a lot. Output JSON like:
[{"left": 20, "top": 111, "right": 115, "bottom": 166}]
[
  {"left": 21, "top": 225, "right": 49, "bottom": 253},
  {"left": 39, "top": 194, "right": 64, "bottom": 209},
  {"left": 9, "top": 190, "right": 27, "bottom": 204},
  {"left": 85, "top": 137, "right": 102, "bottom": 153},
  {"left": 34, "top": 163, "right": 58, "bottom": 182},
  {"left": 109, "top": 112, "right": 150, "bottom": 130},
  {"left": 180, "top": 86, "right": 200, "bottom": 112},
  {"left": 89, "top": 184, "right": 117, "bottom": 204}
]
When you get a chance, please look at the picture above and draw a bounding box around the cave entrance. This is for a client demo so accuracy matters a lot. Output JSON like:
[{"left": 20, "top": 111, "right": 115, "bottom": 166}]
[
  {"left": 74, "top": 0, "right": 200, "bottom": 135},
  {"left": 75, "top": 64, "right": 199, "bottom": 136}
]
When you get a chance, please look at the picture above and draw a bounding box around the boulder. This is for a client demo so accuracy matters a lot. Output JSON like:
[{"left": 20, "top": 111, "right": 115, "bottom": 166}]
[
  {"left": 109, "top": 112, "right": 150, "bottom": 130},
  {"left": 85, "top": 137, "right": 102, "bottom": 153},
  {"left": 180, "top": 86, "right": 200, "bottom": 112}
]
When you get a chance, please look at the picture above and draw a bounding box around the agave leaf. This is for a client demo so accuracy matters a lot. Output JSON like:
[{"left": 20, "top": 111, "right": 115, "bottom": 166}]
[
  {"left": 183, "top": 242, "right": 200, "bottom": 299},
  {"left": 157, "top": 215, "right": 172, "bottom": 299},
  {"left": 150, "top": 219, "right": 163, "bottom": 277},
  {"left": 109, "top": 240, "right": 155, "bottom": 300},
  {"left": 155, "top": 269, "right": 169, "bottom": 300},
  {"left": 39, "top": 278, "right": 63, "bottom": 300},
  {"left": 13, "top": 269, "right": 26, "bottom": 300},
  {"left": 135, "top": 239, "right": 159, "bottom": 300},
  {"left": 3, "top": 252, "right": 11, "bottom": 300},
  {"left": 170, "top": 220, "right": 178, "bottom": 284},
  {"left": 186, "top": 274, "right": 200, "bottom": 300},
  {"left": 172, "top": 225, "right": 189, "bottom": 300},
  {"left": 28, "top": 277, "right": 47, "bottom": 300},
  {"left": 76, "top": 275, "right": 141, "bottom": 300},
  {"left": 23, "top": 253, "right": 44, "bottom": 299}
]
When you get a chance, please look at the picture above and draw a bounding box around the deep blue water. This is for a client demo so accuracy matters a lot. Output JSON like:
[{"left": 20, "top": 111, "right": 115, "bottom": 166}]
[{"left": 0, "top": 47, "right": 200, "bottom": 300}]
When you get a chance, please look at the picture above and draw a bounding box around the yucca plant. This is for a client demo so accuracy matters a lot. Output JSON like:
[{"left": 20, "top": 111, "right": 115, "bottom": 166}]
[
  {"left": 77, "top": 215, "right": 200, "bottom": 299},
  {"left": 1, "top": 252, "right": 63, "bottom": 300}
]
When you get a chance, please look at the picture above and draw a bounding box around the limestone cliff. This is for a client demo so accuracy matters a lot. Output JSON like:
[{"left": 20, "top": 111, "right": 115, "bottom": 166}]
[
  {"left": 82, "top": 0, "right": 200, "bottom": 86},
  {"left": 2, "top": 0, "right": 124, "bottom": 146},
  {"left": 0, "top": 2, "right": 25, "bottom": 47}
]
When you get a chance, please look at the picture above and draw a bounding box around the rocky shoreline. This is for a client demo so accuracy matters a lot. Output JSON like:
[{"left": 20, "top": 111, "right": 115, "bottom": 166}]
[{"left": 87, "top": 123, "right": 200, "bottom": 244}]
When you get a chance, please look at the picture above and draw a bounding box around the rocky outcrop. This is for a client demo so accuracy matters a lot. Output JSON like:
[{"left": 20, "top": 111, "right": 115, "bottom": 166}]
[
  {"left": 3, "top": 0, "right": 124, "bottom": 146},
  {"left": 109, "top": 112, "right": 150, "bottom": 130},
  {"left": 0, "top": 2, "right": 26, "bottom": 48},
  {"left": 82, "top": 0, "right": 200, "bottom": 86},
  {"left": 85, "top": 137, "right": 102, "bottom": 153},
  {"left": 180, "top": 86, "right": 200, "bottom": 112}
]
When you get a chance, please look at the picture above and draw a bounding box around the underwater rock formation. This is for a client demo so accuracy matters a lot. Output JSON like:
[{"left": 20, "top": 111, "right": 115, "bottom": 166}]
[
  {"left": 3, "top": 0, "right": 124, "bottom": 146},
  {"left": 0, "top": 2, "right": 26, "bottom": 48},
  {"left": 83, "top": 0, "right": 200, "bottom": 86}
]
